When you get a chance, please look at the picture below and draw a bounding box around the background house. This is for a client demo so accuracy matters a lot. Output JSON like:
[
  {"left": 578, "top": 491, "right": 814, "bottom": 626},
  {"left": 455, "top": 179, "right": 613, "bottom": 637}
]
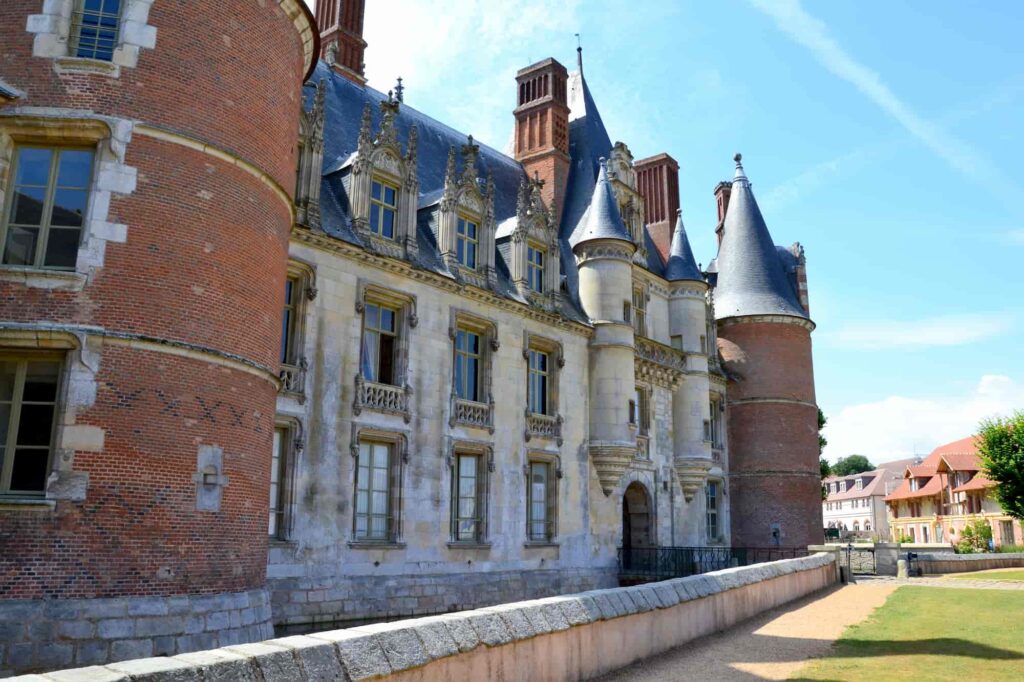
[{"left": 822, "top": 458, "right": 913, "bottom": 540}]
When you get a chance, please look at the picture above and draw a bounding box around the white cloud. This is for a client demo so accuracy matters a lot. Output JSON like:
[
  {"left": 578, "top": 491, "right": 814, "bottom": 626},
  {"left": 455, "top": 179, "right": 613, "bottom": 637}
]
[
  {"left": 824, "top": 375, "right": 1024, "bottom": 461},
  {"left": 824, "top": 313, "right": 1014, "bottom": 351},
  {"left": 748, "top": 0, "right": 1004, "bottom": 188}
]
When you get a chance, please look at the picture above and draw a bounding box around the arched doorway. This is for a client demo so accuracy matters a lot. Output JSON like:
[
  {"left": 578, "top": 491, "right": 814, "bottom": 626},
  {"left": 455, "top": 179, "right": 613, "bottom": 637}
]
[{"left": 622, "top": 481, "right": 653, "bottom": 555}]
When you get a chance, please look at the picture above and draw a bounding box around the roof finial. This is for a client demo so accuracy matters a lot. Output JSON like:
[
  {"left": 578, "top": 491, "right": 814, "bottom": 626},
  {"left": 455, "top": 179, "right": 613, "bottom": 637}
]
[
  {"left": 575, "top": 33, "right": 583, "bottom": 74},
  {"left": 733, "top": 152, "right": 748, "bottom": 183},
  {"left": 395, "top": 77, "right": 404, "bottom": 103}
]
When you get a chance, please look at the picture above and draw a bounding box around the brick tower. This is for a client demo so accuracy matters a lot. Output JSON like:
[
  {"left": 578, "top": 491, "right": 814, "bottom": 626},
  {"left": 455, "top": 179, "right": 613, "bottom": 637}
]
[
  {"left": 514, "top": 58, "right": 571, "bottom": 225},
  {"left": 0, "top": 1, "right": 316, "bottom": 673},
  {"left": 318, "top": 0, "right": 367, "bottom": 84},
  {"left": 713, "top": 155, "right": 821, "bottom": 550},
  {"left": 635, "top": 153, "right": 680, "bottom": 263}
]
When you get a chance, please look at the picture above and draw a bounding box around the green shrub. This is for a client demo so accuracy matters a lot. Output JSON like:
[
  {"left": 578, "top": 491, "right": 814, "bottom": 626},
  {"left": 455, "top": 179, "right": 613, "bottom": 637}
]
[
  {"left": 955, "top": 520, "right": 993, "bottom": 553},
  {"left": 997, "top": 543, "right": 1024, "bottom": 553}
]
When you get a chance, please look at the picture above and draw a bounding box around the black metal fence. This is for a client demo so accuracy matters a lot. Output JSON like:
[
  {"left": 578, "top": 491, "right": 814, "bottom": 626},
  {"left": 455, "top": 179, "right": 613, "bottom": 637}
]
[{"left": 618, "top": 546, "right": 809, "bottom": 581}]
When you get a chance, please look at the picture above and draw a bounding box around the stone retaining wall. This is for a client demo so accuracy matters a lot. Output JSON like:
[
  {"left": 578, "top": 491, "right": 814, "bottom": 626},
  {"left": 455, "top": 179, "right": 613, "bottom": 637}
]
[
  {"left": 0, "top": 588, "right": 272, "bottom": 677},
  {"left": 11, "top": 553, "right": 838, "bottom": 681},
  {"left": 917, "top": 552, "right": 1024, "bottom": 575}
]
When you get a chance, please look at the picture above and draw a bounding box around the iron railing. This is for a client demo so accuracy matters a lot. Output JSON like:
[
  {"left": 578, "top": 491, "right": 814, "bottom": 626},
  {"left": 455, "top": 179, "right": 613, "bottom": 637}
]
[{"left": 618, "top": 546, "right": 809, "bottom": 580}]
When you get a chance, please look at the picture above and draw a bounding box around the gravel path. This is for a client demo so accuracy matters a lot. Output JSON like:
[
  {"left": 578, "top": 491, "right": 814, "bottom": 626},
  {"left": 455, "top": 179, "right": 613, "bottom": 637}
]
[
  {"left": 858, "top": 574, "right": 1024, "bottom": 590},
  {"left": 596, "top": 583, "right": 896, "bottom": 681}
]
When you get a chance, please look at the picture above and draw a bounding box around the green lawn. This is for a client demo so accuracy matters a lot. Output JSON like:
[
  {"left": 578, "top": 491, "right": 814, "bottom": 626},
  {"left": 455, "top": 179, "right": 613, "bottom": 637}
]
[
  {"left": 793, "top": 587, "right": 1024, "bottom": 681},
  {"left": 947, "top": 569, "right": 1024, "bottom": 582}
]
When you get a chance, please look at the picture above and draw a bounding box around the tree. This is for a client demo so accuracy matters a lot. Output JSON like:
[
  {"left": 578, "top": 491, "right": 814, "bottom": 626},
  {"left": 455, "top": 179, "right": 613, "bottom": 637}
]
[
  {"left": 832, "top": 455, "right": 874, "bottom": 477},
  {"left": 820, "top": 457, "right": 832, "bottom": 478},
  {"left": 956, "top": 519, "right": 993, "bottom": 554},
  {"left": 977, "top": 410, "right": 1024, "bottom": 521},
  {"left": 817, "top": 408, "right": 828, "bottom": 455}
]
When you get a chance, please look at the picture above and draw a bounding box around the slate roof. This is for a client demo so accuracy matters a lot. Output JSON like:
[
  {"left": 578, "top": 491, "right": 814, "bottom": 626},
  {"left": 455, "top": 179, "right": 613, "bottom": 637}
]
[
  {"left": 665, "top": 209, "right": 704, "bottom": 282},
  {"left": 571, "top": 161, "right": 633, "bottom": 248},
  {"left": 713, "top": 156, "right": 809, "bottom": 321},
  {"left": 0, "top": 79, "right": 22, "bottom": 101}
]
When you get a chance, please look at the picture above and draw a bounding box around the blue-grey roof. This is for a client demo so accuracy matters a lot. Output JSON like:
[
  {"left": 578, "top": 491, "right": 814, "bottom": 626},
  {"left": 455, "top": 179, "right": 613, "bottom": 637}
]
[
  {"left": 713, "top": 156, "right": 808, "bottom": 320},
  {"left": 307, "top": 61, "right": 589, "bottom": 323},
  {"left": 571, "top": 161, "right": 633, "bottom": 248},
  {"left": 0, "top": 80, "right": 22, "bottom": 100},
  {"left": 665, "top": 210, "right": 704, "bottom": 282}
]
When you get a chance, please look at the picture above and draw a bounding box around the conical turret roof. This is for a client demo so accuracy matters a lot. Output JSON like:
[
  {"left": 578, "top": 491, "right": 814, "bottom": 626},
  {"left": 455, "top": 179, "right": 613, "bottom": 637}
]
[
  {"left": 665, "top": 209, "right": 704, "bottom": 282},
  {"left": 571, "top": 159, "right": 633, "bottom": 249},
  {"left": 714, "top": 155, "right": 807, "bottom": 320}
]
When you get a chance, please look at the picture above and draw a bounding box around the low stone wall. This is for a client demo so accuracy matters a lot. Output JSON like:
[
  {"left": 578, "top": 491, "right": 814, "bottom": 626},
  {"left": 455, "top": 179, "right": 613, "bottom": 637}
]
[
  {"left": 917, "top": 552, "right": 1024, "bottom": 575},
  {"left": 0, "top": 588, "right": 272, "bottom": 677},
  {"left": 12, "top": 553, "right": 838, "bottom": 681},
  {"left": 269, "top": 566, "right": 616, "bottom": 629}
]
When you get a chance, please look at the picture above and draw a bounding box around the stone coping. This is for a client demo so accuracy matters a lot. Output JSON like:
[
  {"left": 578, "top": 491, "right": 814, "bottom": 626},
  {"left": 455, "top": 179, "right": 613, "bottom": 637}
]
[
  {"left": 917, "top": 551, "right": 1024, "bottom": 561},
  {"left": 13, "top": 553, "right": 836, "bottom": 681}
]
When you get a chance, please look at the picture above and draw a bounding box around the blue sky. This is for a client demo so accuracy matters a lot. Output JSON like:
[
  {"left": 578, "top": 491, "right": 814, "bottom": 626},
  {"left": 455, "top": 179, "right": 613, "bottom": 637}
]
[{"left": 309, "top": 0, "right": 1024, "bottom": 462}]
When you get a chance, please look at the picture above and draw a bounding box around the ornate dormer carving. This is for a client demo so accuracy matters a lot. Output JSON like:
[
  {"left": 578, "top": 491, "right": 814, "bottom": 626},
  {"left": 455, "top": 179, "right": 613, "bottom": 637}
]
[
  {"left": 510, "top": 174, "right": 561, "bottom": 308},
  {"left": 607, "top": 141, "right": 648, "bottom": 264},
  {"left": 437, "top": 136, "right": 497, "bottom": 290},
  {"left": 348, "top": 96, "right": 419, "bottom": 262},
  {"left": 295, "top": 80, "right": 326, "bottom": 230}
]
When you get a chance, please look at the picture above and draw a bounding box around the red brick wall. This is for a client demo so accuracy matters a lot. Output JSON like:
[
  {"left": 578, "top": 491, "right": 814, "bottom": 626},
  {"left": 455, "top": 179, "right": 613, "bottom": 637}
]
[
  {"left": 719, "top": 321, "right": 822, "bottom": 548},
  {"left": 0, "top": 1, "right": 307, "bottom": 599}
]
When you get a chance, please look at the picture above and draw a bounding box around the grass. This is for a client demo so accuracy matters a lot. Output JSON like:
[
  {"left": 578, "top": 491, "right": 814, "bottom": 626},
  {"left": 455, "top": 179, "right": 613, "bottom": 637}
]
[
  {"left": 793, "top": 587, "right": 1024, "bottom": 681},
  {"left": 947, "top": 569, "right": 1024, "bottom": 582}
]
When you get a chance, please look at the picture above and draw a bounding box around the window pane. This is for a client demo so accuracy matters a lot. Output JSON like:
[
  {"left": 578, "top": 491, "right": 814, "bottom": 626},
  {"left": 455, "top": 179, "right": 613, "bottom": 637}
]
[
  {"left": 11, "top": 187, "right": 47, "bottom": 226},
  {"left": 371, "top": 181, "right": 382, "bottom": 201},
  {"left": 369, "top": 203, "right": 380, "bottom": 232},
  {"left": 49, "top": 188, "right": 87, "bottom": 226},
  {"left": 466, "top": 357, "right": 478, "bottom": 401},
  {"left": 10, "top": 448, "right": 49, "bottom": 492},
  {"left": 43, "top": 228, "right": 81, "bottom": 269},
  {"left": 467, "top": 243, "right": 476, "bottom": 269},
  {"left": 16, "top": 404, "right": 55, "bottom": 447},
  {"left": 57, "top": 150, "right": 94, "bottom": 188},
  {"left": 377, "top": 334, "right": 395, "bottom": 385},
  {"left": 15, "top": 148, "right": 53, "bottom": 186},
  {"left": 372, "top": 443, "right": 389, "bottom": 469},
  {"left": 361, "top": 329, "right": 379, "bottom": 382},
  {"left": 23, "top": 362, "right": 59, "bottom": 401},
  {"left": 382, "top": 208, "right": 395, "bottom": 239},
  {"left": 384, "top": 186, "right": 396, "bottom": 205},
  {"left": 364, "top": 303, "right": 379, "bottom": 330},
  {"left": 379, "top": 307, "right": 395, "bottom": 332}
]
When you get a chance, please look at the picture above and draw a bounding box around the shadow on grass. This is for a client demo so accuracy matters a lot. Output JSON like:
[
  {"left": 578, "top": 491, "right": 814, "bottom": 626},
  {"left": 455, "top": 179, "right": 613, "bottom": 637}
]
[{"left": 818, "top": 636, "right": 1024, "bottom": 660}]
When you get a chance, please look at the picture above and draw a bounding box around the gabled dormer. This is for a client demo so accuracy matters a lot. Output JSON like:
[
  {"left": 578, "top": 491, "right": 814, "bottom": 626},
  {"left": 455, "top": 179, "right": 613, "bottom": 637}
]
[
  {"left": 348, "top": 95, "right": 419, "bottom": 261},
  {"left": 437, "top": 136, "right": 497, "bottom": 290},
  {"left": 509, "top": 174, "right": 561, "bottom": 306},
  {"left": 606, "top": 141, "right": 648, "bottom": 264}
]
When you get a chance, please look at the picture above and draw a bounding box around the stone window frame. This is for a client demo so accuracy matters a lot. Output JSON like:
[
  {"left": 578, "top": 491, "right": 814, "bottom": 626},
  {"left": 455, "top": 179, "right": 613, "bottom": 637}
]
[
  {"left": 631, "top": 283, "right": 649, "bottom": 338},
  {"left": 27, "top": 0, "right": 157, "bottom": 77},
  {"left": 510, "top": 176, "right": 560, "bottom": 303},
  {"left": 522, "top": 331, "right": 564, "bottom": 446},
  {"left": 349, "top": 98, "right": 419, "bottom": 262},
  {"left": 0, "top": 114, "right": 137, "bottom": 290},
  {"left": 0, "top": 327, "right": 98, "bottom": 507},
  {"left": 705, "top": 478, "right": 722, "bottom": 543},
  {"left": 629, "top": 383, "right": 651, "bottom": 460},
  {"left": 278, "top": 260, "right": 316, "bottom": 401},
  {"left": 438, "top": 138, "right": 497, "bottom": 290},
  {"left": 444, "top": 437, "right": 493, "bottom": 548},
  {"left": 269, "top": 415, "right": 303, "bottom": 542},
  {"left": 447, "top": 309, "right": 498, "bottom": 433},
  {"left": 454, "top": 213, "right": 480, "bottom": 271},
  {"left": 347, "top": 425, "right": 408, "bottom": 548},
  {"left": 523, "top": 450, "right": 562, "bottom": 546},
  {"left": 352, "top": 281, "right": 416, "bottom": 423}
]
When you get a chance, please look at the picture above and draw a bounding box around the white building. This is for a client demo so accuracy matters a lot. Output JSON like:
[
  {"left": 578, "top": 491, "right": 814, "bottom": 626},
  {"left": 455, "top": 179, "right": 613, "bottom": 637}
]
[{"left": 822, "top": 459, "right": 913, "bottom": 539}]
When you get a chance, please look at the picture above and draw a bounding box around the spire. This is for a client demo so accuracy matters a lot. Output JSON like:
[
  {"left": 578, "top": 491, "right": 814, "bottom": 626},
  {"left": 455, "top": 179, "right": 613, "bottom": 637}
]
[
  {"left": 665, "top": 209, "right": 704, "bottom": 282},
  {"left": 571, "top": 159, "right": 634, "bottom": 249},
  {"left": 713, "top": 154, "right": 808, "bottom": 320},
  {"left": 575, "top": 33, "right": 583, "bottom": 75}
]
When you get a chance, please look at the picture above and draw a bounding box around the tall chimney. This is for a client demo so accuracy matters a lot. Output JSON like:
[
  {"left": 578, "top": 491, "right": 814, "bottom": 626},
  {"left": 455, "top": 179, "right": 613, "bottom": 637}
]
[
  {"left": 635, "top": 153, "right": 680, "bottom": 264},
  {"left": 513, "top": 58, "right": 570, "bottom": 226},
  {"left": 317, "top": 0, "right": 367, "bottom": 84},
  {"left": 713, "top": 180, "right": 731, "bottom": 247}
]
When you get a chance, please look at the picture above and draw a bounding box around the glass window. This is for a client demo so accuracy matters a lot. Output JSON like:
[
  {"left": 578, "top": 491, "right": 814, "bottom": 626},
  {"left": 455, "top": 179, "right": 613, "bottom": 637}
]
[
  {"left": 706, "top": 481, "right": 719, "bottom": 541},
  {"left": 369, "top": 179, "right": 398, "bottom": 239},
  {"left": 709, "top": 399, "right": 722, "bottom": 448},
  {"left": 361, "top": 302, "right": 398, "bottom": 385},
  {"left": 454, "top": 328, "right": 481, "bottom": 402},
  {"left": 0, "top": 357, "right": 62, "bottom": 496},
  {"left": 527, "top": 245, "right": 545, "bottom": 292},
  {"left": 70, "top": 0, "right": 122, "bottom": 61},
  {"left": 280, "top": 277, "right": 299, "bottom": 365},
  {"left": 456, "top": 217, "right": 478, "bottom": 270},
  {"left": 269, "top": 427, "right": 291, "bottom": 538},
  {"left": 670, "top": 334, "right": 683, "bottom": 351},
  {"left": 3, "top": 147, "right": 93, "bottom": 270},
  {"left": 632, "top": 287, "right": 646, "bottom": 337},
  {"left": 527, "top": 460, "right": 554, "bottom": 542},
  {"left": 354, "top": 441, "right": 393, "bottom": 541},
  {"left": 452, "top": 453, "right": 484, "bottom": 542},
  {"left": 630, "top": 387, "right": 648, "bottom": 436},
  {"left": 527, "top": 349, "right": 549, "bottom": 415}
]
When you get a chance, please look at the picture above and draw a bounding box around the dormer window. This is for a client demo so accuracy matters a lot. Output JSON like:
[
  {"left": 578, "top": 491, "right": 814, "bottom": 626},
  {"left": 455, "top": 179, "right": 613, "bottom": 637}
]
[
  {"left": 71, "top": 0, "right": 123, "bottom": 62},
  {"left": 527, "top": 244, "right": 545, "bottom": 292},
  {"left": 369, "top": 178, "right": 398, "bottom": 240},
  {"left": 456, "top": 216, "right": 478, "bottom": 270}
]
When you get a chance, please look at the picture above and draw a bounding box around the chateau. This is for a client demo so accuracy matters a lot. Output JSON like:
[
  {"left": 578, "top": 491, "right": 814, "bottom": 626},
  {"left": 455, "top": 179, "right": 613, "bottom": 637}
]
[{"left": 0, "top": 0, "right": 820, "bottom": 674}]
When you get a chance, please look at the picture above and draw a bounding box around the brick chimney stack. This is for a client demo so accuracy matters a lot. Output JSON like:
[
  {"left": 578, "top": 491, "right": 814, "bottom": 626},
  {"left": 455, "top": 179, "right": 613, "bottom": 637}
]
[
  {"left": 635, "top": 153, "right": 680, "bottom": 263},
  {"left": 514, "top": 58, "right": 570, "bottom": 226},
  {"left": 317, "top": 0, "right": 367, "bottom": 84},
  {"left": 714, "top": 180, "right": 731, "bottom": 247}
]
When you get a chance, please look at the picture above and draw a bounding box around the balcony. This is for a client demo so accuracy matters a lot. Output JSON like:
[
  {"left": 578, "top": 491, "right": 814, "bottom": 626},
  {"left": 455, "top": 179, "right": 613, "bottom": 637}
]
[
  {"left": 353, "top": 375, "right": 411, "bottom": 422},
  {"left": 525, "top": 411, "right": 563, "bottom": 446},
  {"left": 634, "top": 337, "right": 686, "bottom": 389},
  {"left": 450, "top": 397, "right": 494, "bottom": 432},
  {"left": 279, "top": 359, "right": 307, "bottom": 401}
]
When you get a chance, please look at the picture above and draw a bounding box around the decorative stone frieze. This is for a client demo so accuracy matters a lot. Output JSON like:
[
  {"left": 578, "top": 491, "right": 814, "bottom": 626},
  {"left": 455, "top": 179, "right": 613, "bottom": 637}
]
[
  {"left": 572, "top": 241, "right": 634, "bottom": 265},
  {"left": 674, "top": 456, "right": 713, "bottom": 502},
  {"left": 634, "top": 337, "right": 686, "bottom": 389}
]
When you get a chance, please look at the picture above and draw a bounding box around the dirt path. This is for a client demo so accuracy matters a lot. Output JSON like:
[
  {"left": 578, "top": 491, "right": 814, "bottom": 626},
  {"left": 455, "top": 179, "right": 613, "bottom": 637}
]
[{"left": 596, "top": 583, "right": 896, "bottom": 681}]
